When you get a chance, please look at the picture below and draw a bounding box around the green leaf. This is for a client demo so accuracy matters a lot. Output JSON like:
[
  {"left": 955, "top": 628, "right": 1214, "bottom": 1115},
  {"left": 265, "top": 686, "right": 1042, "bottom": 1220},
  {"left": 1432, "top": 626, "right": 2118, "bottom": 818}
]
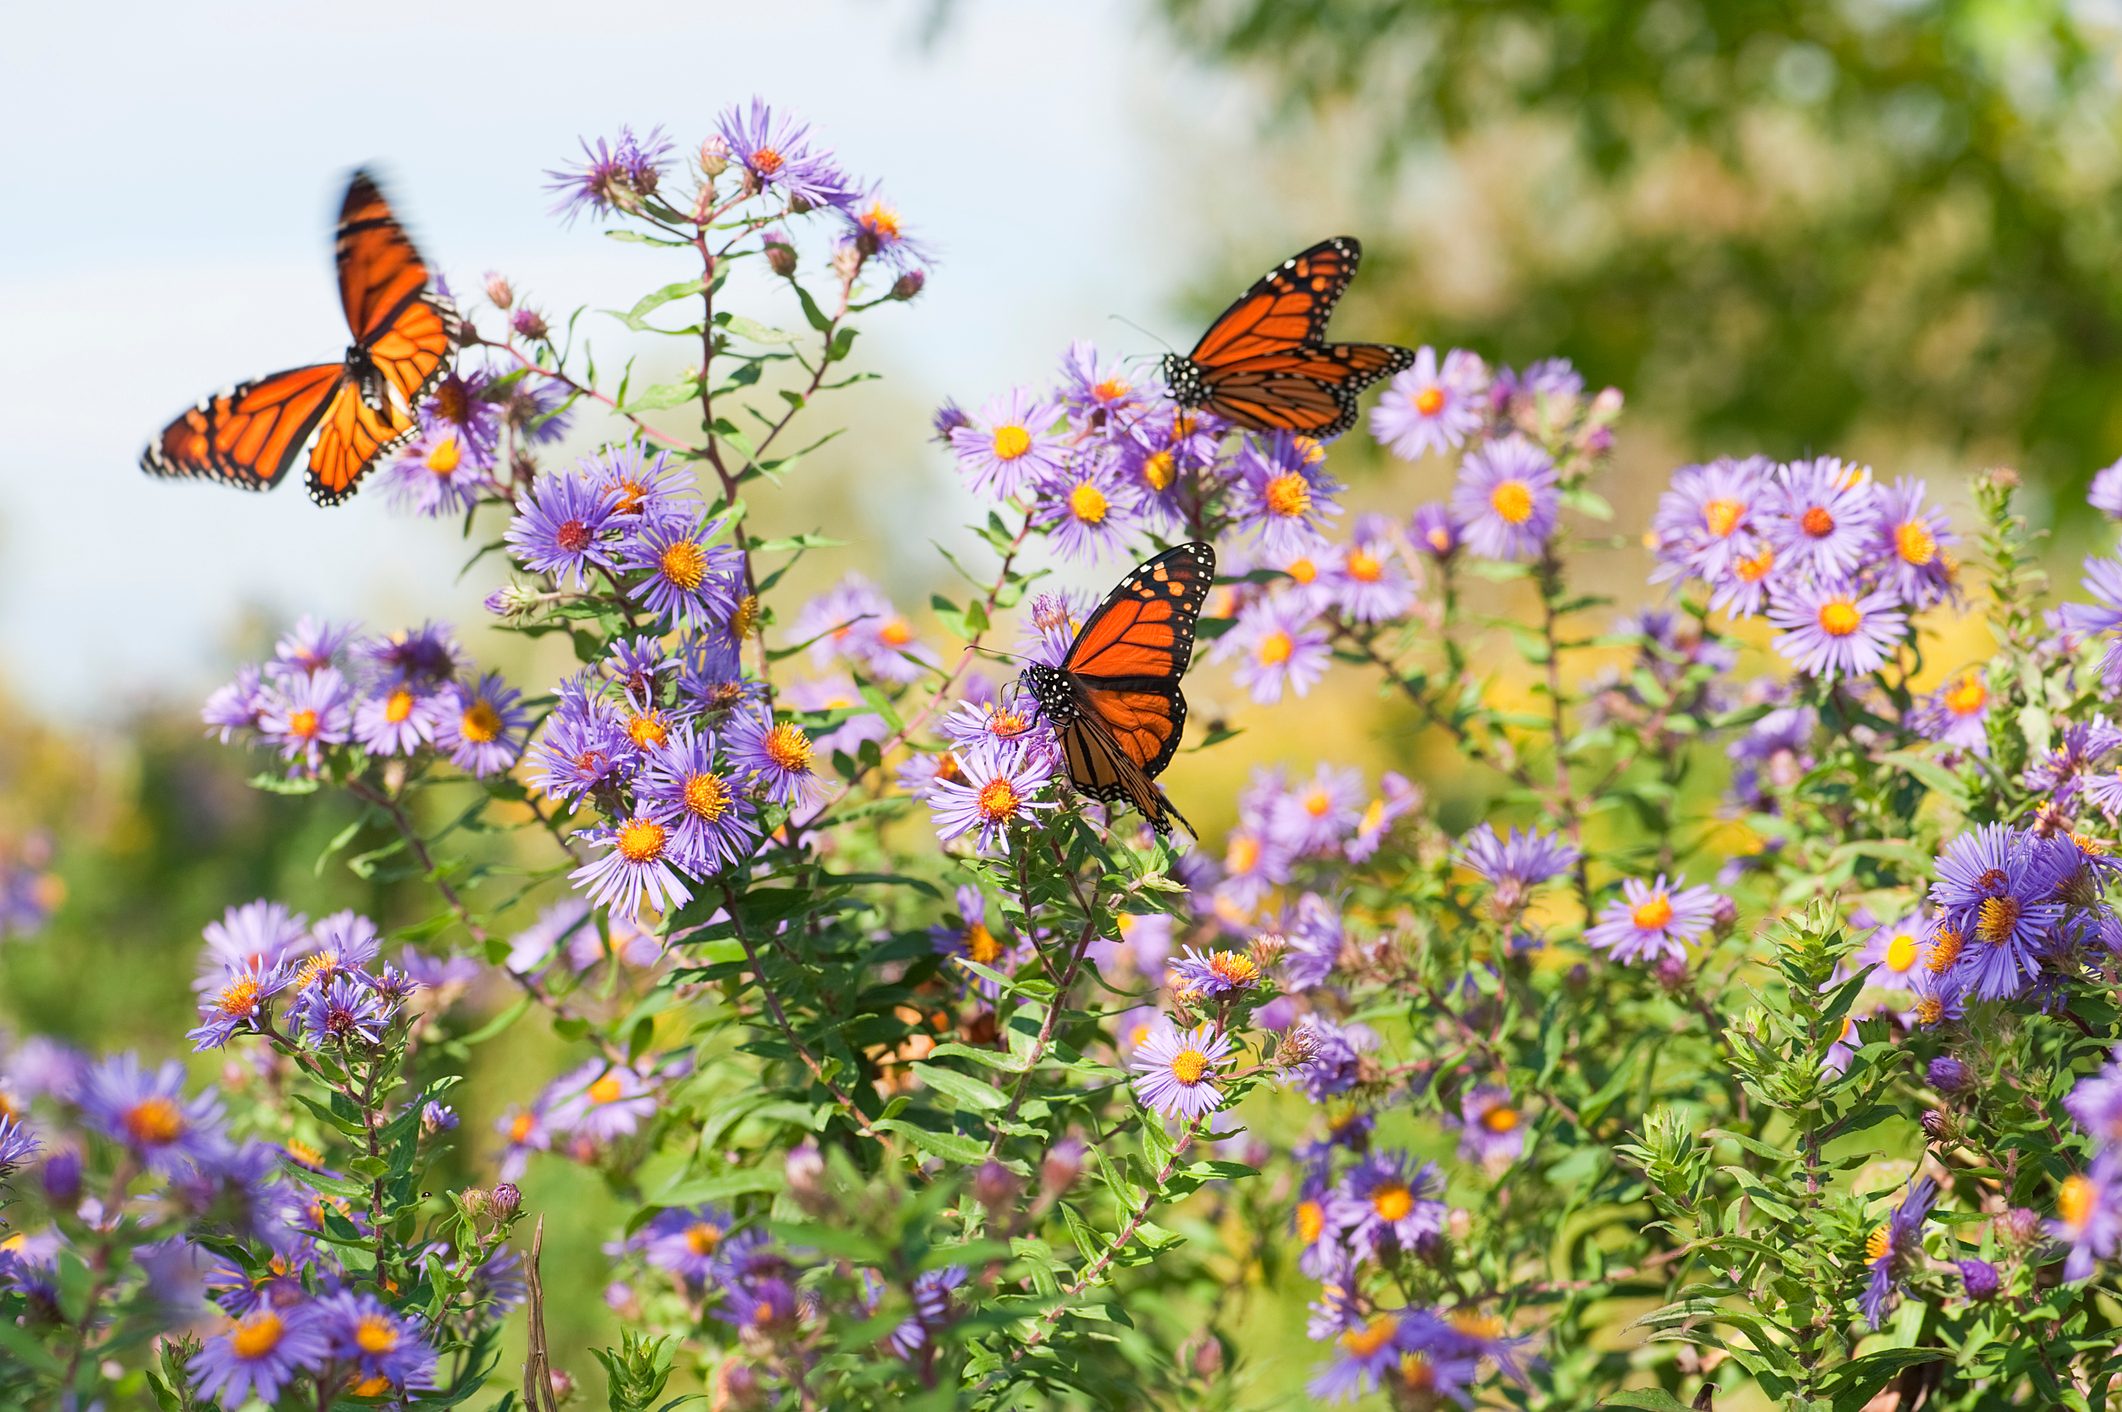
[
  {"left": 910, "top": 1063, "right": 1010, "bottom": 1112},
  {"left": 1597, "top": 1394, "right": 1698, "bottom": 1412},
  {"left": 606, "top": 278, "right": 704, "bottom": 331},
  {"left": 875, "top": 1118, "right": 987, "bottom": 1165}
]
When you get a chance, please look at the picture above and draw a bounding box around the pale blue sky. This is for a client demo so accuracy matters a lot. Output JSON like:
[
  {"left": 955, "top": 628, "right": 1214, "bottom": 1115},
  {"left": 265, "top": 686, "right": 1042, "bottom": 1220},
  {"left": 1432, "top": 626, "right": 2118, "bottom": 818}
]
[{"left": 0, "top": 1, "right": 1355, "bottom": 719}]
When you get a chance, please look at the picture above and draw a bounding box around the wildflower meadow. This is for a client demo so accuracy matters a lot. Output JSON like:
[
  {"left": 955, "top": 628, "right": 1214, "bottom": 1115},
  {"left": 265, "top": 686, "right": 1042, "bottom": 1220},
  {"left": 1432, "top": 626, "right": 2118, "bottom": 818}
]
[{"left": 18, "top": 98, "right": 2122, "bottom": 1412}]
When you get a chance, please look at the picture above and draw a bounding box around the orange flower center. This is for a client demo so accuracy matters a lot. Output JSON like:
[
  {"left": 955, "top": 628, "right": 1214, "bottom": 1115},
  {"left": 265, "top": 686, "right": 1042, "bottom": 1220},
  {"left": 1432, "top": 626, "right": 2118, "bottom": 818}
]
[
  {"left": 460, "top": 700, "right": 502, "bottom": 744},
  {"left": 764, "top": 722, "right": 812, "bottom": 772},
  {"left": 588, "top": 1074, "right": 625, "bottom": 1105},
  {"left": 1818, "top": 599, "right": 1861, "bottom": 637},
  {"left": 658, "top": 540, "right": 708, "bottom": 591},
  {"left": 287, "top": 708, "right": 320, "bottom": 740},
  {"left": 124, "top": 1097, "right": 185, "bottom": 1146},
  {"left": 1895, "top": 520, "right": 1937, "bottom": 566},
  {"left": 1736, "top": 546, "right": 1776, "bottom": 583},
  {"left": 1256, "top": 630, "right": 1294, "bottom": 666},
  {"left": 1139, "top": 450, "right": 1177, "bottom": 491},
  {"left": 1371, "top": 1182, "right": 1415, "bottom": 1221},
  {"left": 880, "top": 619, "right": 914, "bottom": 647},
  {"left": 964, "top": 921, "right": 1002, "bottom": 964},
  {"left": 1482, "top": 1105, "right": 1521, "bottom": 1133},
  {"left": 1631, "top": 893, "right": 1675, "bottom": 930},
  {"left": 616, "top": 818, "right": 667, "bottom": 864},
  {"left": 976, "top": 777, "right": 1022, "bottom": 822},
  {"left": 1800, "top": 505, "right": 1835, "bottom": 538},
  {"left": 1169, "top": 1047, "right": 1210, "bottom": 1085},
  {"left": 1345, "top": 547, "right": 1383, "bottom": 583},
  {"left": 683, "top": 772, "right": 730, "bottom": 821},
  {"left": 626, "top": 712, "right": 670, "bottom": 750},
  {"left": 750, "top": 146, "right": 785, "bottom": 175},
  {"left": 230, "top": 1312, "right": 285, "bottom": 1359},
  {"left": 1976, "top": 895, "right": 2020, "bottom": 944},
  {"left": 1866, "top": 1225, "right": 1892, "bottom": 1261},
  {"left": 354, "top": 1315, "right": 399, "bottom": 1355},
  {"left": 1264, "top": 472, "right": 1312, "bottom": 519},
  {"left": 991, "top": 424, "right": 1031, "bottom": 461},
  {"left": 2061, "top": 1174, "right": 2096, "bottom": 1228},
  {"left": 1489, "top": 480, "right": 1534, "bottom": 525},
  {"left": 1413, "top": 386, "right": 1446, "bottom": 416},
  {"left": 1702, "top": 498, "right": 1744, "bottom": 538},
  {"left": 686, "top": 1222, "right": 722, "bottom": 1255},
  {"left": 426, "top": 435, "right": 461, "bottom": 476},
  {"left": 215, "top": 976, "right": 263, "bottom": 1019},
  {"left": 1945, "top": 672, "right": 1986, "bottom": 717},
  {"left": 1927, "top": 929, "right": 1964, "bottom": 972},
  {"left": 1297, "top": 1200, "right": 1325, "bottom": 1243},
  {"left": 384, "top": 689, "right": 415, "bottom": 724},
  {"left": 1227, "top": 835, "right": 1261, "bottom": 873},
  {"left": 1341, "top": 1314, "right": 1399, "bottom": 1359}
]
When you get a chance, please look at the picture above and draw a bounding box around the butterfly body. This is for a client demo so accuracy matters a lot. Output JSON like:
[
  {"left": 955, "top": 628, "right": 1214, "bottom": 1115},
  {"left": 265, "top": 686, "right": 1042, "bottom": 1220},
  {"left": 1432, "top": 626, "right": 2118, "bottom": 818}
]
[
  {"left": 1160, "top": 236, "right": 1414, "bottom": 440},
  {"left": 141, "top": 169, "right": 459, "bottom": 507},
  {"left": 1022, "top": 541, "right": 1215, "bottom": 838}
]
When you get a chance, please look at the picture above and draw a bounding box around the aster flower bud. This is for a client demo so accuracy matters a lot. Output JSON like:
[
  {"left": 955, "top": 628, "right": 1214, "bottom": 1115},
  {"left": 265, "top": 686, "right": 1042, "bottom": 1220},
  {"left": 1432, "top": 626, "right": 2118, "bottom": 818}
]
[
  {"left": 931, "top": 399, "right": 972, "bottom": 443},
  {"left": 1927, "top": 1055, "right": 1972, "bottom": 1095},
  {"left": 548, "top": 1369, "right": 579, "bottom": 1404},
  {"left": 1040, "top": 1136, "right": 1086, "bottom": 1204},
  {"left": 486, "top": 581, "right": 541, "bottom": 621},
  {"left": 762, "top": 229, "right": 796, "bottom": 278},
  {"left": 891, "top": 269, "right": 927, "bottom": 302},
  {"left": 460, "top": 1186, "right": 491, "bottom": 1217},
  {"left": 483, "top": 273, "right": 514, "bottom": 310},
  {"left": 1999, "top": 1207, "right": 2040, "bottom": 1245},
  {"left": 1653, "top": 952, "right": 1691, "bottom": 991},
  {"left": 832, "top": 244, "right": 864, "bottom": 283},
  {"left": 1986, "top": 467, "right": 2021, "bottom": 492},
  {"left": 1273, "top": 1026, "right": 1321, "bottom": 1073},
  {"left": 40, "top": 1147, "right": 81, "bottom": 1205},
  {"left": 512, "top": 306, "right": 551, "bottom": 341},
  {"left": 1180, "top": 1333, "right": 1224, "bottom": 1378},
  {"left": 714, "top": 1359, "right": 765, "bottom": 1410},
  {"left": 490, "top": 1182, "right": 522, "bottom": 1220},
  {"left": 1249, "top": 932, "right": 1288, "bottom": 971},
  {"left": 1956, "top": 1257, "right": 2000, "bottom": 1301},
  {"left": 1708, "top": 894, "right": 1739, "bottom": 936},
  {"left": 697, "top": 135, "right": 732, "bottom": 178},
  {"left": 971, "top": 1159, "right": 1020, "bottom": 1215},
  {"left": 785, "top": 1139, "right": 829, "bottom": 1213},
  {"left": 1920, "top": 1108, "right": 1951, "bottom": 1140}
]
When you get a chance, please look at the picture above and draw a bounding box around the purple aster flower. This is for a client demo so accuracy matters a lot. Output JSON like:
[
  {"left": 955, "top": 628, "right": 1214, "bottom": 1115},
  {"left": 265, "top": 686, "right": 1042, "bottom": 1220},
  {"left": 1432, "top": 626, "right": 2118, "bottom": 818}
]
[
  {"left": 1058, "top": 339, "right": 1144, "bottom": 421},
  {"left": 1496, "top": 356, "right": 1584, "bottom": 407},
  {"left": 494, "top": 373, "right": 573, "bottom": 445},
  {"left": 583, "top": 444, "right": 700, "bottom": 526},
  {"left": 1130, "top": 1021, "right": 1236, "bottom": 1121},
  {"left": 2054, "top": 1154, "right": 2122, "bottom": 1281},
  {"left": 791, "top": 574, "right": 936, "bottom": 684},
  {"left": 1871, "top": 477, "right": 1957, "bottom": 608},
  {"left": 436, "top": 672, "right": 528, "bottom": 777},
  {"left": 188, "top": 961, "right": 293, "bottom": 1051},
  {"left": 1410, "top": 502, "right": 1460, "bottom": 559},
  {"left": 1329, "top": 1150, "right": 1446, "bottom": 1262},
  {"left": 1766, "top": 580, "right": 1907, "bottom": 680},
  {"left": 1169, "top": 946, "right": 1263, "bottom": 999},
  {"left": 355, "top": 621, "right": 465, "bottom": 690},
  {"left": 1272, "top": 764, "right": 1367, "bottom": 856},
  {"left": 1585, "top": 874, "right": 1719, "bottom": 964},
  {"left": 1454, "top": 1086, "right": 1525, "bottom": 1164},
  {"left": 1456, "top": 824, "right": 1578, "bottom": 913},
  {"left": 617, "top": 514, "right": 742, "bottom": 630},
  {"left": 1216, "top": 824, "right": 1294, "bottom": 917},
  {"left": 1928, "top": 824, "right": 2066, "bottom": 999},
  {"left": 2094, "top": 458, "right": 2122, "bottom": 519},
  {"left": 1907, "top": 669, "right": 1991, "bottom": 756},
  {"left": 1226, "top": 596, "right": 1331, "bottom": 704},
  {"left": 274, "top": 616, "right": 358, "bottom": 676},
  {"left": 1291, "top": 1019, "right": 1374, "bottom": 1102},
  {"left": 1650, "top": 455, "right": 1769, "bottom": 584},
  {"left": 1281, "top": 891, "right": 1345, "bottom": 990},
  {"left": 526, "top": 689, "right": 635, "bottom": 809},
  {"left": 297, "top": 909, "right": 382, "bottom": 993},
  {"left": 379, "top": 429, "right": 491, "bottom": 518},
  {"left": 1328, "top": 515, "right": 1418, "bottom": 623},
  {"left": 546, "top": 125, "right": 675, "bottom": 223},
  {"left": 1032, "top": 454, "right": 1142, "bottom": 562},
  {"left": 295, "top": 974, "right": 394, "bottom": 1048},
  {"left": 197, "top": 900, "right": 311, "bottom": 990},
  {"left": 636, "top": 727, "right": 759, "bottom": 875},
  {"left": 547, "top": 1060, "right": 658, "bottom": 1145},
  {"left": 203, "top": 664, "right": 269, "bottom": 742},
  {"left": 351, "top": 682, "right": 443, "bottom": 757},
  {"left": 1347, "top": 772, "right": 1421, "bottom": 863},
  {"left": 1957, "top": 1257, "right": 2000, "bottom": 1301},
  {"left": 2023, "top": 716, "right": 2122, "bottom": 807},
  {"left": 1927, "top": 1054, "right": 1972, "bottom": 1094},
  {"left": 572, "top": 813, "right": 695, "bottom": 918},
  {"left": 839, "top": 183, "right": 928, "bottom": 271},
  {"left": 929, "top": 886, "right": 1025, "bottom": 994},
  {"left": 885, "top": 1266, "right": 968, "bottom": 1361},
  {"left": 1859, "top": 1176, "right": 1935, "bottom": 1328},
  {"left": 1765, "top": 457, "right": 1880, "bottom": 580},
  {"left": 2066, "top": 1048, "right": 2122, "bottom": 1147},
  {"left": 1452, "top": 435, "right": 1559, "bottom": 562},
  {"left": 1231, "top": 433, "right": 1343, "bottom": 558},
  {"left": 416, "top": 369, "right": 502, "bottom": 459},
  {"left": 80, "top": 1055, "right": 225, "bottom": 1173},
  {"left": 950, "top": 388, "right": 1068, "bottom": 499},
  {"left": 1020, "top": 589, "right": 1096, "bottom": 668},
  {"left": 636, "top": 1205, "right": 734, "bottom": 1284},
  {"left": 1906, "top": 955, "right": 1968, "bottom": 1030},
  {"left": 939, "top": 696, "right": 1041, "bottom": 751},
  {"left": 190, "top": 1303, "right": 329, "bottom": 1407},
  {"left": 316, "top": 1290, "right": 437, "bottom": 1391},
  {"left": 715, "top": 98, "right": 853, "bottom": 209},
  {"left": 1309, "top": 1308, "right": 1463, "bottom": 1405},
  {"left": 257, "top": 667, "right": 354, "bottom": 770},
  {"left": 0, "top": 1115, "right": 37, "bottom": 1173},
  {"left": 507, "top": 469, "right": 620, "bottom": 588},
  {"left": 1370, "top": 347, "right": 1488, "bottom": 460},
  {"left": 726, "top": 709, "right": 829, "bottom": 810},
  {"left": 1705, "top": 533, "right": 1785, "bottom": 619},
  {"left": 495, "top": 1103, "right": 550, "bottom": 1181},
  {"left": 1856, "top": 911, "right": 1928, "bottom": 992},
  {"left": 931, "top": 737, "right": 1058, "bottom": 854}
]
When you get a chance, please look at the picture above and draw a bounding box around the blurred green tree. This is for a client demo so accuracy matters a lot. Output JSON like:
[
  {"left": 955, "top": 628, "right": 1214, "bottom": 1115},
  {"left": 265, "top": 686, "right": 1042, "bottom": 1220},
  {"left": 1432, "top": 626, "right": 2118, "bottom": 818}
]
[{"left": 1155, "top": 0, "right": 2122, "bottom": 487}]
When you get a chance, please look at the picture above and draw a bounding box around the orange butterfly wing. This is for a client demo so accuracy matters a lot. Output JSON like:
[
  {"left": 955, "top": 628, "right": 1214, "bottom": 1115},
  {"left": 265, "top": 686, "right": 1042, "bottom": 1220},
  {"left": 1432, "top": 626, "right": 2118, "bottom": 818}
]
[
  {"left": 306, "top": 381, "right": 416, "bottom": 507},
  {"left": 337, "top": 170, "right": 437, "bottom": 345},
  {"left": 1199, "top": 343, "right": 1417, "bottom": 439},
  {"left": 140, "top": 364, "right": 347, "bottom": 491},
  {"left": 1188, "top": 237, "right": 1362, "bottom": 366}
]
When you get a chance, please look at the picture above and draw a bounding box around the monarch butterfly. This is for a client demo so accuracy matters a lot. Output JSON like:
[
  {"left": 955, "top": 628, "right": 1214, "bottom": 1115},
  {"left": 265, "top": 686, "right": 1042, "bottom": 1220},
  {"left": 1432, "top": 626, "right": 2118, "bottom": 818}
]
[
  {"left": 1159, "top": 236, "right": 1413, "bottom": 440},
  {"left": 140, "top": 169, "right": 460, "bottom": 506},
  {"left": 1021, "top": 541, "right": 1215, "bottom": 838}
]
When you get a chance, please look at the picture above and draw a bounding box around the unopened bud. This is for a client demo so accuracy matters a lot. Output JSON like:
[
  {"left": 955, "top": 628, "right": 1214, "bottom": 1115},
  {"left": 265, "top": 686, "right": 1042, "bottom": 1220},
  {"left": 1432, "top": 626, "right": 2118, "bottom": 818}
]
[
  {"left": 460, "top": 1187, "right": 491, "bottom": 1218},
  {"left": 486, "top": 581, "right": 540, "bottom": 621},
  {"left": 891, "top": 269, "right": 926, "bottom": 301},
  {"left": 1249, "top": 932, "right": 1287, "bottom": 971},
  {"left": 1920, "top": 1108, "right": 1951, "bottom": 1140},
  {"left": 1040, "top": 1136, "right": 1085, "bottom": 1203},
  {"left": 785, "top": 1140, "right": 828, "bottom": 1213},
  {"left": 484, "top": 273, "right": 515, "bottom": 310},
  {"left": 548, "top": 1368, "right": 579, "bottom": 1403},
  {"left": 971, "top": 1159, "right": 1020, "bottom": 1214},
  {"left": 1708, "top": 895, "right": 1739, "bottom": 936},
  {"left": 1653, "top": 953, "right": 1691, "bottom": 991},
  {"left": 1999, "top": 1207, "right": 2040, "bottom": 1246},
  {"left": 832, "top": 244, "right": 864, "bottom": 283},
  {"left": 1274, "top": 1026, "right": 1321, "bottom": 1073},
  {"left": 762, "top": 230, "right": 796, "bottom": 278},
  {"left": 490, "top": 1183, "right": 522, "bottom": 1220},
  {"left": 1180, "top": 1333, "right": 1224, "bottom": 1379},
  {"left": 511, "top": 306, "right": 550, "bottom": 342},
  {"left": 1927, "top": 1055, "right": 1972, "bottom": 1095},
  {"left": 1987, "top": 467, "right": 2021, "bottom": 492},
  {"left": 40, "top": 1148, "right": 81, "bottom": 1205},
  {"left": 698, "top": 136, "right": 732, "bottom": 178}
]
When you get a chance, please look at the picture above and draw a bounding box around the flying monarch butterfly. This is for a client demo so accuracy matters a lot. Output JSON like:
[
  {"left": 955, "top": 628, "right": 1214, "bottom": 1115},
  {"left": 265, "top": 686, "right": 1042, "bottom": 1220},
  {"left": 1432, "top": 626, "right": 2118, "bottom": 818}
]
[
  {"left": 140, "top": 169, "right": 460, "bottom": 506},
  {"left": 1159, "top": 236, "right": 1413, "bottom": 440},
  {"left": 1021, "top": 541, "right": 1215, "bottom": 838}
]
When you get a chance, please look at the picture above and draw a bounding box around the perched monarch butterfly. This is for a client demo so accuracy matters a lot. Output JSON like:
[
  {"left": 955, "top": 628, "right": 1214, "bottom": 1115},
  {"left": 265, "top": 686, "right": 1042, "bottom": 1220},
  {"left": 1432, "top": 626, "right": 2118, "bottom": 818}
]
[
  {"left": 141, "top": 169, "right": 460, "bottom": 506},
  {"left": 1021, "top": 541, "right": 1215, "bottom": 838},
  {"left": 1159, "top": 236, "right": 1413, "bottom": 440}
]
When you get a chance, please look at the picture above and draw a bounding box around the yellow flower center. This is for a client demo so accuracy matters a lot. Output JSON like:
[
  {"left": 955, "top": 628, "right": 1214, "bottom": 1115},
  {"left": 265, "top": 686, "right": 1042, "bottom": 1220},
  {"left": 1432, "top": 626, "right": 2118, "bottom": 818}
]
[
  {"left": 1702, "top": 498, "right": 1744, "bottom": 538},
  {"left": 861, "top": 201, "right": 901, "bottom": 241},
  {"left": 1371, "top": 1182, "right": 1415, "bottom": 1222},
  {"left": 1227, "top": 835, "right": 1261, "bottom": 874},
  {"left": 588, "top": 1074, "right": 625, "bottom": 1105},
  {"left": 1945, "top": 672, "right": 1986, "bottom": 717},
  {"left": 1093, "top": 376, "right": 1130, "bottom": 404},
  {"left": 1297, "top": 1200, "right": 1325, "bottom": 1243},
  {"left": 1413, "top": 386, "right": 1446, "bottom": 416},
  {"left": 1399, "top": 1352, "right": 1437, "bottom": 1392},
  {"left": 683, "top": 772, "right": 730, "bottom": 821},
  {"left": 509, "top": 1112, "right": 536, "bottom": 1143},
  {"left": 626, "top": 711, "right": 669, "bottom": 750},
  {"left": 1255, "top": 630, "right": 1294, "bottom": 666},
  {"left": 1630, "top": 893, "right": 1675, "bottom": 930},
  {"left": 1818, "top": 598, "right": 1862, "bottom": 637},
  {"left": 1449, "top": 1310, "right": 1504, "bottom": 1341},
  {"left": 1285, "top": 555, "right": 1318, "bottom": 585},
  {"left": 1169, "top": 1047, "right": 1210, "bottom": 1085},
  {"left": 1264, "top": 472, "right": 1312, "bottom": 519},
  {"left": 1915, "top": 997, "right": 1945, "bottom": 1026},
  {"left": 460, "top": 699, "right": 502, "bottom": 744},
  {"left": 350, "top": 1375, "right": 392, "bottom": 1397},
  {"left": 991, "top": 424, "right": 1032, "bottom": 461},
  {"left": 230, "top": 1312, "right": 285, "bottom": 1359},
  {"left": 764, "top": 722, "right": 813, "bottom": 772},
  {"left": 964, "top": 921, "right": 1001, "bottom": 964},
  {"left": 426, "top": 435, "right": 461, "bottom": 477},
  {"left": 1976, "top": 895, "right": 2020, "bottom": 944},
  {"left": 1885, "top": 933, "right": 1919, "bottom": 973},
  {"left": 215, "top": 976, "right": 263, "bottom": 1019},
  {"left": 1737, "top": 546, "right": 1776, "bottom": 583},
  {"left": 354, "top": 1315, "right": 399, "bottom": 1355},
  {"left": 287, "top": 708, "right": 320, "bottom": 741},
  {"left": 1801, "top": 505, "right": 1835, "bottom": 538},
  {"left": 731, "top": 595, "right": 761, "bottom": 639},
  {"left": 1140, "top": 449, "right": 1177, "bottom": 491},
  {"left": 1303, "top": 789, "right": 1332, "bottom": 818},
  {"left": 1927, "top": 928, "right": 1964, "bottom": 972},
  {"left": 1489, "top": 480, "right": 1534, "bottom": 525},
  {"left": 1068, "top": 481, "right": 1109, "bottom": 524},
  {"left": 1346, "top": 547, "right": 1383, "bottom": 583},
  {"left": 384, "top": 689, "right": 415, "bottom": 724},
  {"left": 1207, "top": 952, "right": 1259, "bottom": 985},
  {"left": 1895, "top": 520, "right": 1936, "bottom": 566},
  {"left": 1866, "top": 1225, "right": 1892, "bottom": 1261},
  {"left": 658, "top": 540, "right": 708, "bottom": 591},
  {"left": 976, "top": 777, "right": 1022, "bottom": 822},
  {"left": 2061, "top": 1174, "right": 2096, "bottom": 1228},
  {"left": 1482, "top": 1105, "right": 1521, "bottom": 1133},
  {"left": 617, "top": 818, "right": 668, "bottom": 864},
  {"left": 124, "top": 1097, "right": 185, "bottom": 1146},
  {"left": 750, "top": 146, "right": 785, "bottom": 176},
  {"left": 686, "top": 1223, "right": 723, "bottom": 1255},
  {"left": 1340, "top": 1314, "right": 1399, "bottom": 1359},
  {"left": 880, "top": 618, "right": 914, "bottom": 647}
]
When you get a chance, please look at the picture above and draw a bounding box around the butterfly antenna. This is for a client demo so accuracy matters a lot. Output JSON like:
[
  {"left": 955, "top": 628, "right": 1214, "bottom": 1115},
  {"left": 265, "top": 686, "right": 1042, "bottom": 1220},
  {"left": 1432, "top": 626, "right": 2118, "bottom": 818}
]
[
  {"left": 962, "top": 644, "right": 1034, "bottom": 666},
  {"left": 1109, "top": 314, "right": 1175, "bottom": 355}
]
